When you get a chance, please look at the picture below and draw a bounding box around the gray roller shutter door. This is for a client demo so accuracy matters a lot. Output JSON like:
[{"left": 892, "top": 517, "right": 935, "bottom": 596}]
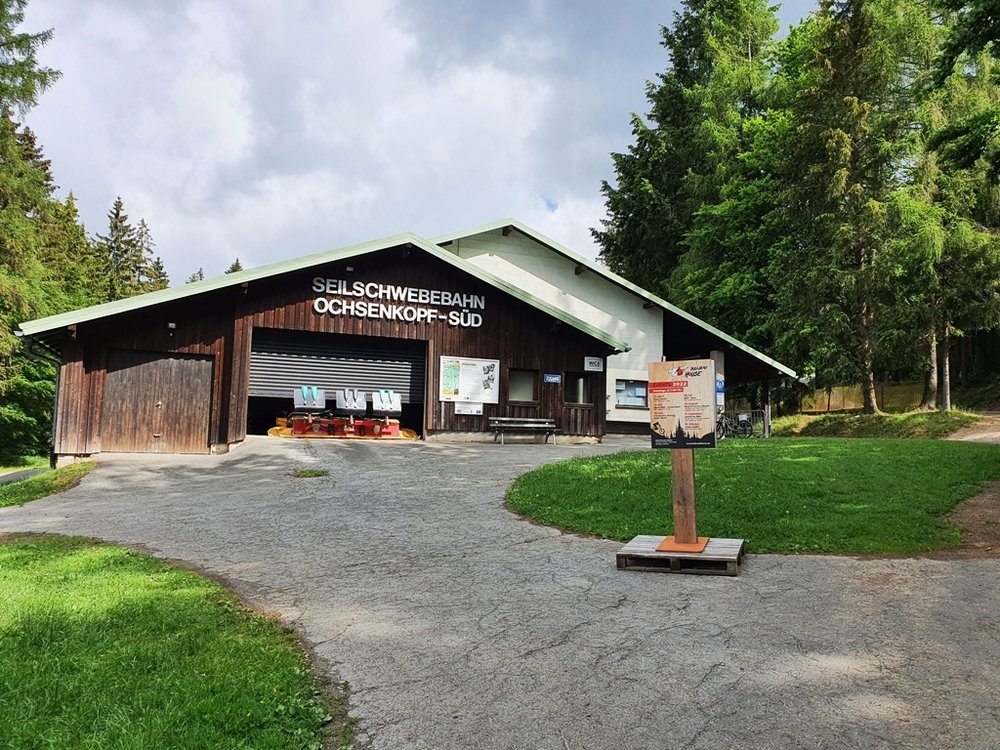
[{"left": 249, "top": 332, "right": 425, "bottom": 403}]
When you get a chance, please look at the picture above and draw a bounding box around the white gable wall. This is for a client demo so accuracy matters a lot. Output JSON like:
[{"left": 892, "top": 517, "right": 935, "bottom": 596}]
[{"left": 447, "top": 229, "right": 661, "bottom": 425}]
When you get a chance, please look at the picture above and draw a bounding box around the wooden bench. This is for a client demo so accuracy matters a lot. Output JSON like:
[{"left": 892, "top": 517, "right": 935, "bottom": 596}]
[{"left": 489, "top": 417, "right": 561, "bottom": 445}]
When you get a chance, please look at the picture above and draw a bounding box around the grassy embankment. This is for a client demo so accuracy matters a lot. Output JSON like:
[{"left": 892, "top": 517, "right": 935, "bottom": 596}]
[
  {"left": 771, "top": 409, "right": 979, "bottom": 438},
  {"left": 0, "top": 462, "right": 95, "bottom": 508}
]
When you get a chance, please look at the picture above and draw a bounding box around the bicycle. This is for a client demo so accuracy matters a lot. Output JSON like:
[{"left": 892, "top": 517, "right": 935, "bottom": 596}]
[{"left": 716, "top": 411, "right": 753, "bottom": 439}]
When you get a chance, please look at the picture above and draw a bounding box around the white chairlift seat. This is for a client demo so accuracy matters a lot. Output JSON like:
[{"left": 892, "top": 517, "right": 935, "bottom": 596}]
[
  {"left": 336, "top": 388, "right": 368, "bottom": 417},
  {"left": 372, "top": 389, "right": 402, "bottom": 416}
]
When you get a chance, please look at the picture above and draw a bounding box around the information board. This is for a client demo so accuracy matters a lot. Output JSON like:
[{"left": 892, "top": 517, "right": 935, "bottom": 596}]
[
  {"left": 648, "top": 359, "right": 717, "bottom": 449},
  {"left": 439, "top": 356, "right": 500, "bottom": 404}
]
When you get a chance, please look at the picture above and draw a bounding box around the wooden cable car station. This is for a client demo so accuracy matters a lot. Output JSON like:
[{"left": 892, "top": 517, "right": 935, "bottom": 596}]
[{"left": 16, "top": 220, "right": 793, "bottom": 463}]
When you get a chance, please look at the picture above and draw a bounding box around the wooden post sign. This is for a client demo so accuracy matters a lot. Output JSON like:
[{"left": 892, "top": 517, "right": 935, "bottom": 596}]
[
  {"left": 614, "top": 359, "right": 746, "bottom": 576},
  {"left": 649, "top": 359, "right": 714, "bottom": 553}
]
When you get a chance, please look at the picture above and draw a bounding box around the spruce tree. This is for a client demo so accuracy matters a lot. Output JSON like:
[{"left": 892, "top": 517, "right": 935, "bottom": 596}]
[
  {"left": 593, "top": 0, "right": 779, "bottom": 297},
  {"left": 0, "top": 0, "right": 59, "bottom": 113},
  {"left": 224, "top": 257, "right": 243, "bottom": 274},
  {"left": 94, "top": 197, "right": 156, "bottom": 301},
  {"left": 769, "top": 0, "right": 937, "bottom": 412},
  {"left": 146, "top": 256, "right": 169, "bottom": 291},
  {"left": 134, "top": 218, "right": 163, "bottom": 291},
  {"left": 0, "top": 0, "right": 76, "bottom": 460},
  {"left": 37, "top": 193, "right": 102, "bottom": 310},
  {"left": 0, "top": 108, "right": 49, "bottom": 366},
  {"left": 929, "top": 2, "right": 1000, "bottom": 179},
  {"left": 917, "top": 52, "right": 1000, "bottom": 407}
]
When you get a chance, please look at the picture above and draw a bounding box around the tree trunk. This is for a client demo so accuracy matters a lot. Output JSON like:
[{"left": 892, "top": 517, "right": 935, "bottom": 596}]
[
  {"left": 940, "top": 328, "right": 951, "bottom": 411},
  {"left": 861, "top": 368, "right": 879, "bottom": 414},
  {"left": 958, "top": 335, "right": 967, "bottom": 387},
  {"left": 920, "top": 331, "right": 937, "bottom": 410},
  {"left": 859, "top": 304, "right": 879, "bottom": 414}
]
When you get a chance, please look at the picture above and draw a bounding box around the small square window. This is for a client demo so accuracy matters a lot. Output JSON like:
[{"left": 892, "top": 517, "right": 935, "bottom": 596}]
[
  {"left": 615, "top": 379, "right": 648, "bottom": 408},
  {"left": 564, "top": 373, "right": 592, "bottom": 404},
  {"left": 509, "top": 369, "right": 538, "bottom": 402}
]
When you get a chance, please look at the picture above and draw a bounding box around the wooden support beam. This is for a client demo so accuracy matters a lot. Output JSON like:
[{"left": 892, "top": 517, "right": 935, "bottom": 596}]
[{"left": 671, "top": 448, "right": 697, "bottom": 544}]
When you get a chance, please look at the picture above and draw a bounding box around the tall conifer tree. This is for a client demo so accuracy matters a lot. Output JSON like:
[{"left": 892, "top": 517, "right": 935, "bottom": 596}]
[
  {"left": 94, "top": 198, "right": 160, "bottom": 300},
  {"left": 0, "top": 0, "right": 73, "bottom": 459},
  {"left": 769, "top": 0, "right": 937, "bottom": 412},
  {"left": 593, "top": 0, "right": 779, "bottom": 298}
]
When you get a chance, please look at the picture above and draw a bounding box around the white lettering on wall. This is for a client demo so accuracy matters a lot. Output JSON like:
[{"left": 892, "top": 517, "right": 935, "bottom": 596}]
[{"left": 310, "top": 276, "right": 485, "bottom": 327}]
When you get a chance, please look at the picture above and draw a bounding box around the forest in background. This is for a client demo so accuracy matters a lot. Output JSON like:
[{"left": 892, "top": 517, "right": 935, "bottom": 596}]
[
  {"left": 595, "top": 0, "right": 1000, "bottom": 413},
  {"left": 0, "top": 0, "right": 171, "bottom": 459}
]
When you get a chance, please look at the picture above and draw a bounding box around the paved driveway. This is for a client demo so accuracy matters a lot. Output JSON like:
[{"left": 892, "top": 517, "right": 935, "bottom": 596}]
[{"left": 2, "top": 437, "right": 998, "bottom": 749}]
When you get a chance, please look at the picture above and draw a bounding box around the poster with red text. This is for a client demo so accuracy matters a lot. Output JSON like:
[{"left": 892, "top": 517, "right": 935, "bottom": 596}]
[{"left": 648, "top": 359, "right": 717, "bottom": 449}]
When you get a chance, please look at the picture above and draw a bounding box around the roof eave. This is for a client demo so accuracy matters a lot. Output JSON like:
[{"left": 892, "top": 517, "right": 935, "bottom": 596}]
[{"left": 17, "top": 229, "right": 630, "bottom": 355}]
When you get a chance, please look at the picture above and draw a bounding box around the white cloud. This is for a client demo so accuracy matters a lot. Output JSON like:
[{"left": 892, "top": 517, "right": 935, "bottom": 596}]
[{"left": 23, "top": 0, "right": 820, "bottom": 283}]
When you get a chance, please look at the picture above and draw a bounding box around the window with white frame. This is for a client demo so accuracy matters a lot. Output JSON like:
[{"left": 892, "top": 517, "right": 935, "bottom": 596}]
[{"left": 615, "top": 379, "right": 648, "bottom": 408}]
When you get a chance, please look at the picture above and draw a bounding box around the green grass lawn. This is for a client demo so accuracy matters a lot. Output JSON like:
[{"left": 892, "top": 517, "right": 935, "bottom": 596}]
[
  {"left": 0, "top": 462, "right": 95, "bottom": 508},
  {"left": 507, "top": 438, "right": 1000, "bottom": 554},
  {"left": 0, "top": 535, "right": 349, "bottom": 750}
]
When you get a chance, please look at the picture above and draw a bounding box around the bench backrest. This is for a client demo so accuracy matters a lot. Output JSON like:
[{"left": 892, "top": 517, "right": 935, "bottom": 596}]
[{"left": 489, "top": 417, "right": 557, "bottom": 427}]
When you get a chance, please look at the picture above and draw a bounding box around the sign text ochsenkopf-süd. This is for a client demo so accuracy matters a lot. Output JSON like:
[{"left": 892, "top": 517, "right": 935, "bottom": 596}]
[{"left": 311, "top": 277, "right": 485, "bottom": 327}]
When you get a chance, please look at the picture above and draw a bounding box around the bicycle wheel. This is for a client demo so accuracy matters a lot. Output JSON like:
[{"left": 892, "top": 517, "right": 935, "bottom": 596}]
[
  {"left": 735, "top": 419, "right": 753, "bottom": 438},
  {"left": 715, "top": 418, "right": 726, "bottom": 440}
]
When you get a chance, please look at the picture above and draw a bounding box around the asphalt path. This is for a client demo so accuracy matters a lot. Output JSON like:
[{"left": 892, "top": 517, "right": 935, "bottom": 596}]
[{"left": 2, "top": 437, "right": 998, "bottom": 749}]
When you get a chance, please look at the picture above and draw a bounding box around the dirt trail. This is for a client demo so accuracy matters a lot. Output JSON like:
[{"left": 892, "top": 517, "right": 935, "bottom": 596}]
[
  {"left": 946, "top": 413, "right": 1000, "bottom": 443},
  {"left": 944, "top": 413, "right": 1000, "bottom": 556}
]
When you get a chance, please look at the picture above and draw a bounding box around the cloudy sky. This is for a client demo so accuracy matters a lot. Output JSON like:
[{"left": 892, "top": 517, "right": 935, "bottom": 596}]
[{"left": 24, "top": 0, "right": 816, "bottom": 283}]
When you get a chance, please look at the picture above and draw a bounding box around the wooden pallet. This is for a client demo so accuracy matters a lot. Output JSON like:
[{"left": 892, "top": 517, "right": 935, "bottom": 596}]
[{"left": 616, "top": 535, "right": 745, "bottom": 576}]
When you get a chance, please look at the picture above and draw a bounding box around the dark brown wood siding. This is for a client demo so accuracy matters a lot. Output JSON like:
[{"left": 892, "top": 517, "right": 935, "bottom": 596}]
[
  {"left": 54, "top": 338, "right": 100, "bottom": 454},
  {"left": 231, "top": 248, "right": 609, "bottom": 436},
  {"left": 101, "top": 350, "right": 212, "bottom": 453},
  {"left": 52, "top": 293, "right": 234, "bottom": 454},
  {"left": 51, "top": 243, "right": 613, "bottom": 454}
]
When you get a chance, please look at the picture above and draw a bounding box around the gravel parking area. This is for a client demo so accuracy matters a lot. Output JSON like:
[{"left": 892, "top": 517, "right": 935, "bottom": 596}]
[{"left": 2, "top": 436, "right": 998, "bottom": 749}]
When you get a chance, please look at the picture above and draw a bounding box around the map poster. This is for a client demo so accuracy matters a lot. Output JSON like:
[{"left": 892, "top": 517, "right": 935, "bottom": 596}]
[
  {"left": 439, "top": 356, "right": 500, "bottom": 404},
  {"left": 648, "top": 359, "right": 717, "bottom": 449}
]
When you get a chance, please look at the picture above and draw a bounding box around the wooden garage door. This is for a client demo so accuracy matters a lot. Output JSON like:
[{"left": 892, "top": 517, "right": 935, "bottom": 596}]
[{"left": 101, "top": 350, "right": 213, "bottom": 454}]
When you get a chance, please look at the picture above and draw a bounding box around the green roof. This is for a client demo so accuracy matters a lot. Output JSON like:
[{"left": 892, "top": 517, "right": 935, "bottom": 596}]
[
  {"left": 17, "top": 231, "right": 630, "bottom": 354},
  {"left": 433, "top": 218, "right": 796, "bottom": 379}
]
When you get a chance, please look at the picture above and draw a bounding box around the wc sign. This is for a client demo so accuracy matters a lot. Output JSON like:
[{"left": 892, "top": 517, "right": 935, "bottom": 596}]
[{"left": 583, "top": 356, "right": 603, "bottom": 372}]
